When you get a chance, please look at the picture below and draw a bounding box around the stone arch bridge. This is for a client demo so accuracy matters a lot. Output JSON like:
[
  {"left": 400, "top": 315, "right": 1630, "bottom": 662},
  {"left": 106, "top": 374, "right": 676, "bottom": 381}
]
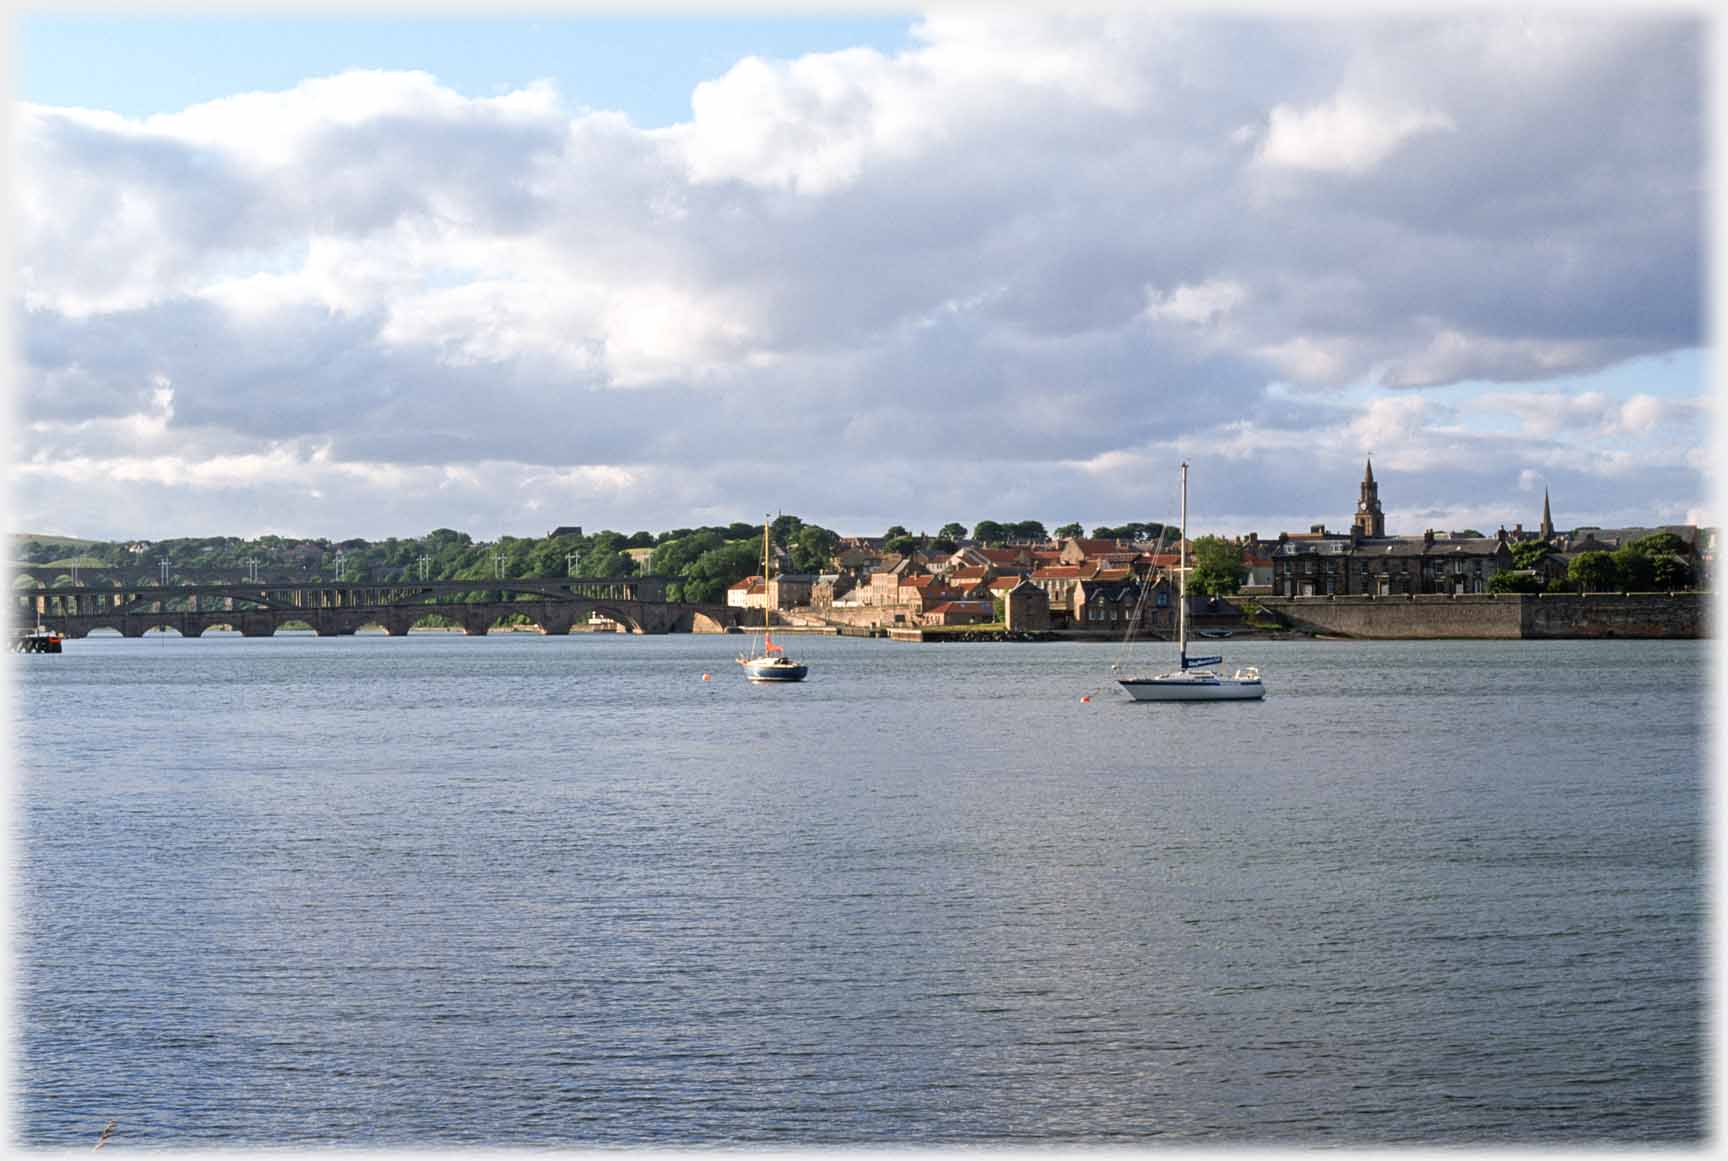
[{"left": 14, "top": 575, "right": 742, "bottom": 638}]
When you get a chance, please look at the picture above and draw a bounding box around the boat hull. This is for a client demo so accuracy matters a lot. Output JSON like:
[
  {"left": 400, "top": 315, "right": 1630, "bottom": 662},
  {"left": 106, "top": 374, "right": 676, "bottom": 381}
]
[
  {"left": 742, "top": 659, "right": 808, "bottom": 683},
  {"left": 1117, "top": 676, "right": 1264, "bottom": 701}
]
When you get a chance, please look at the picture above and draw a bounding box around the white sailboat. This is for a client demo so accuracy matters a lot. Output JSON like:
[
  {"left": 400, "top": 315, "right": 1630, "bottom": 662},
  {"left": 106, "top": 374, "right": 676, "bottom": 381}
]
[
  {"left": 737, "top": 517, "right": 808, "bottom": 683},
  {"left": 1116, "top": 462, "right": 1264, "bottom": 702}
]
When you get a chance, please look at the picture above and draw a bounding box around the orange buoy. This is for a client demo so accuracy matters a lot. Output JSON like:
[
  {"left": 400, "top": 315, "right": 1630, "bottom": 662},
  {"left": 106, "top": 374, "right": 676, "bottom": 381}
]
[
  {"left": 1080, "top": 694, "right": 1091, "bottom": 703},
  {"left": 702, "top": 673, "right": 711, "bottom": 681}
]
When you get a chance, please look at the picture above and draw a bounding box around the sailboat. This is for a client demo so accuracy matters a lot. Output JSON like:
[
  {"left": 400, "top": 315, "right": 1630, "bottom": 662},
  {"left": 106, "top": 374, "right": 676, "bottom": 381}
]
[
  {"left": 1116, "top": 462, "right": 1264, "bottom": 702},
  {"left": 738, "top": 517, "right": 808, "bottom": 683}
]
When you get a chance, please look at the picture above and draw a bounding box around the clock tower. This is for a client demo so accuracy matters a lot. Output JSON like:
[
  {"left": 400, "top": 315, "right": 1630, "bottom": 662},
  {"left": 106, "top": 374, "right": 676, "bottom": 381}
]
[{"left": 1353, "top": 458, "right": 1385, "bottom": 538}]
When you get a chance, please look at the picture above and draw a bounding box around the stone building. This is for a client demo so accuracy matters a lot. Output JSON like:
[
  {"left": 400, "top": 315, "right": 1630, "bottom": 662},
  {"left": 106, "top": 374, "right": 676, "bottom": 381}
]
[
  {"left": 924, "top": 600, "right": 995, "bottom": 626},
  {"left": 1070, "top": 576, "right": 1173, "bottom": 632},
  {"left": 1003, "top": 579, "right": 1051, "bottom": 631},
  {"left": 1271, "top": 461, "right": 1516, "bottom": 596}
]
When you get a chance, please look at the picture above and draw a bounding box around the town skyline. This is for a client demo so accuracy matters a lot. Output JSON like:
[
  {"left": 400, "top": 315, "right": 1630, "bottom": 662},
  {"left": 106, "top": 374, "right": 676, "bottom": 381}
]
[{"left": 9, "top": 9, "right": 1712, "bottom": 545}]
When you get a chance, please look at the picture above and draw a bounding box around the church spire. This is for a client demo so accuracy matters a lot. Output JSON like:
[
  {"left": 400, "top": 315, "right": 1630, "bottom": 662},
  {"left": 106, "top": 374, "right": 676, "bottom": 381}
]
[
  {"left": 1540, "top": 487, "right": 1554, "bottom": 541},
  {"left": 1354, "top": 458, "right": 1385, "bottom": 538}
]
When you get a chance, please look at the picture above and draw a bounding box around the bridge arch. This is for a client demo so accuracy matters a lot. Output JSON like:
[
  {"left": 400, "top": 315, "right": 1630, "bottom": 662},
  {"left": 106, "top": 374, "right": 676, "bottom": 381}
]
[{"left": 690, "top": 609, "right": 730, "bottom": 634}]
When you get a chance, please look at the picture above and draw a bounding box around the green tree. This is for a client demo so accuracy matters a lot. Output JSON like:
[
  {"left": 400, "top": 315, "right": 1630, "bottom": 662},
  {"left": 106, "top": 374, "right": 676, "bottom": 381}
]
[
  {"left": 680, "top": 540, "right": 761, "bottom": 604},
  {"left": 1510, "top": 539, "right": 1554, "bottom": 570},
  {"left": 1010, "top": 520, "right": 1047, "bottom": 542},
  {"left": 770, "top": 514, "right": 803, "bottom": 546},
  {"left": 650, "top": 531, "right": 724, "bottom": 579},
  {"left": 1569, "top": 550, "right": 1619, "bottom": 592},
  {"left": 884, "top": 525, "right": 910, "bottom": 541},
  {"left": 885, "top": 534, "right": 922, "bottom": 557},
  {"left": 1628, "top": 532, "right": 1688, "bottom": 557},
  {"left": 1488, "top": 570, "right": 1544, "bottom": 594},
  {"left": 789, "top": 525, "right": 839, "bottom": 574},
  {"left": 938, "top": 522, "right": 969, "bottom": 541},
  {"left": 1054, "top": 522, "right": 1084, "bottom": 539},
  {"left": 972, "top": 520, "right": 1008, "bottom": 545},
  {"left": 1651, "top": 554, "right": 1695, "bottom": 589},
  {"left": 1612, "top": 546, "right": 1655, "bottom": 591},
  {"left": 1187, "top": 536, "right": 1244, "bottom": 596}
]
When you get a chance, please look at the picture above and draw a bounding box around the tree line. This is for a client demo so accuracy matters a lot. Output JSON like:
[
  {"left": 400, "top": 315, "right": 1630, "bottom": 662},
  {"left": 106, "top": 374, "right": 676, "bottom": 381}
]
[
  {"left": 1487, "top": 533, "right": 1697, "bottom": 594},
  {"left": 14, "top": 512, "right": 1199, "bottom": 606}
]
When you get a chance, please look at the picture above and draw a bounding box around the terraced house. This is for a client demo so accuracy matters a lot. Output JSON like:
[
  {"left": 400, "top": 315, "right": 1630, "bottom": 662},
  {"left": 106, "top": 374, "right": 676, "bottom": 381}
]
[{"left": 1271, "top": 461, "right": 1516, "bottom": 596}]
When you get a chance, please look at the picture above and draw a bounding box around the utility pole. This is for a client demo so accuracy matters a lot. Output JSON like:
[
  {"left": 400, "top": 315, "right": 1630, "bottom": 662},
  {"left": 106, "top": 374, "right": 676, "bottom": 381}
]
[
  {"left": 418, "top": 555, "right": 431, "bottom": 582},
  {"left": 333, "top": 550, "right": 347, "bottom": 582},
  {"left": 566, "top": 551, "right": 580, "bottom": 577},
  {"left": 244, "top": 557, "right": 260, "bottom": 583}
]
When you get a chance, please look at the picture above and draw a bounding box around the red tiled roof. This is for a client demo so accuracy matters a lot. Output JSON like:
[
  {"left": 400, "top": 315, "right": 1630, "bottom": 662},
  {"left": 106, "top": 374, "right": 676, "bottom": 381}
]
[{"left": 1032, "top": 566, "right": 1083, "bottom": 579}]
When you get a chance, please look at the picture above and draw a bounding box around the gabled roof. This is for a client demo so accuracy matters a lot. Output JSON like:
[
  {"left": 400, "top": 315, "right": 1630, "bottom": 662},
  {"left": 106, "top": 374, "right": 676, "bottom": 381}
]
[
  {"left": 927, "top": 600, "right": 994, "bottom": 616},
  {"left": 1077, "top": 577, "right": 1145, "bottom": 602}
]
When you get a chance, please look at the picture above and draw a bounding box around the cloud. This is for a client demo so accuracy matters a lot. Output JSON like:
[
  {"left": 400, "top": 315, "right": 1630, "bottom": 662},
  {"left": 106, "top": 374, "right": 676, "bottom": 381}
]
[
  {"left": 9, "top": 11, "right": 1707, "bottom": 540},
  {"left": 1257, "top": 92, "right": 1455, "bottom": 173}
]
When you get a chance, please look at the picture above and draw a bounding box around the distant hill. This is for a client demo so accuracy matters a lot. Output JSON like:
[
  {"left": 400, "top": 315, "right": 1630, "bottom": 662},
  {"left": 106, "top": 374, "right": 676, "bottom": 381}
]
[{"left": 13, "top": 532, "right": 101, "bottom": 548}]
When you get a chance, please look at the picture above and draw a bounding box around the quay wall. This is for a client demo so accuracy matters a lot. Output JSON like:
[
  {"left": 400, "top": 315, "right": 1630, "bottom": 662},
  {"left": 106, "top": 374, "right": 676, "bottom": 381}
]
[{"left": 1256, "top": 593, "right": 1705, "bottom": 639}]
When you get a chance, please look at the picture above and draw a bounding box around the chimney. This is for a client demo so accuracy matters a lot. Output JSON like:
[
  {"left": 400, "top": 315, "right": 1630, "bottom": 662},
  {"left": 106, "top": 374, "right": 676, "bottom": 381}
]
[{"left": 1423, "top": 528, "right": 1434, "bottom": 546}]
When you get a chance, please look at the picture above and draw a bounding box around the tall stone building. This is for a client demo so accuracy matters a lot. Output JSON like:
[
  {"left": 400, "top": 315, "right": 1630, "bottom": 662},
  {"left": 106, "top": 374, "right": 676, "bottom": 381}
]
[
  {"left": 1353, "top": 459, "right": 1385, "bottom": 538},
  {"left": 1272, "top": 464, "right": 1515, "bottom": 596}
]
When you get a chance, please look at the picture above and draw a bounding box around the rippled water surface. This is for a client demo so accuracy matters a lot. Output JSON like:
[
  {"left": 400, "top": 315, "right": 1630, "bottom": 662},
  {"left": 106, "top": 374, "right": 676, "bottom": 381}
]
[{"left": 11, "top": 632, "right": 1707, "bottom": 1146}]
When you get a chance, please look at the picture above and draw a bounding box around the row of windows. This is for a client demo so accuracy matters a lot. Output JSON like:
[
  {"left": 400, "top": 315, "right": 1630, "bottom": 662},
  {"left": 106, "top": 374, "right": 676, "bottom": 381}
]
[{"left": 1285, "top": 560, "right": 1489, "bottom": 574}]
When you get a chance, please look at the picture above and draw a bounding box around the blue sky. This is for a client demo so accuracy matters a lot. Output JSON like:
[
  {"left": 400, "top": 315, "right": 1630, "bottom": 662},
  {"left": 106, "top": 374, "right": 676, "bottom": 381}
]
[
  {"left": 15, "top": 11, "right": 916, "bottom": 127},
  {"left": 7, "top": 9, "right": 1713, "bottom": 542}
]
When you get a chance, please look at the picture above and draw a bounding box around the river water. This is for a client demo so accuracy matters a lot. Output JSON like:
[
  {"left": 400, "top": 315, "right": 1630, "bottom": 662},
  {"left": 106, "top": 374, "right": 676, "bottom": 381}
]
[{"left": 8, "top": 632, "right": 1707, "bottom": 1146}]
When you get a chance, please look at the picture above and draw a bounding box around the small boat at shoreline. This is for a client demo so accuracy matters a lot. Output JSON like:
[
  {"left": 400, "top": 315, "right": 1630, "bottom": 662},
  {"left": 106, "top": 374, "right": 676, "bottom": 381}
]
[{"left": 12, "top": 624, "right": 63, "bottom": 654}]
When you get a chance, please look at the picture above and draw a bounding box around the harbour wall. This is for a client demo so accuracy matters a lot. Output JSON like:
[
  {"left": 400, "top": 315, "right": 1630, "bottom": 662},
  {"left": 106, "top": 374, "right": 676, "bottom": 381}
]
[{"left": 1255, "top": 593, "right": 1706, "bottom": 639}]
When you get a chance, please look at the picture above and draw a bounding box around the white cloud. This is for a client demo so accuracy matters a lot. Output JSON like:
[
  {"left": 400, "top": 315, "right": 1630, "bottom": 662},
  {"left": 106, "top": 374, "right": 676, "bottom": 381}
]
[
  {"left": 1143, "top": 279, "right": 1247, "bottom": 326},
  {"left": 1258, "top": 92, "right": 1455, "bottom": 174},
  {"left": 9, "top": 11, "right": 1707, "bottom": 539}
]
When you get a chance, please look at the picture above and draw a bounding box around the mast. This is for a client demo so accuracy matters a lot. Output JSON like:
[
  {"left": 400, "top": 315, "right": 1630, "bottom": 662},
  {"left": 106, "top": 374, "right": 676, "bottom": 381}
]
[
  {"left": 762, "top": 516, "right": 772, "bottom": 642},
  {"left": 1178, "top": 461, "right": 1187, "bottom": 669}
]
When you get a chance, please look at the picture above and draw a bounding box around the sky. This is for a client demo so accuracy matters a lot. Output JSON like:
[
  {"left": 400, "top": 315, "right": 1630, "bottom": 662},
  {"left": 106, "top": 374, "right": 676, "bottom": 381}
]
[{"left": 4, "top": 4, "right": 1716, "bottom": 544}]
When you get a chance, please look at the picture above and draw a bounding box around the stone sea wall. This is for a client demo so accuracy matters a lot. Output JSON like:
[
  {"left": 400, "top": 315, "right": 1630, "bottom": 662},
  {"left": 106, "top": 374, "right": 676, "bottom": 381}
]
[{"left": 1255, "top": 593, "right": 1706, "bottom": 639}]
